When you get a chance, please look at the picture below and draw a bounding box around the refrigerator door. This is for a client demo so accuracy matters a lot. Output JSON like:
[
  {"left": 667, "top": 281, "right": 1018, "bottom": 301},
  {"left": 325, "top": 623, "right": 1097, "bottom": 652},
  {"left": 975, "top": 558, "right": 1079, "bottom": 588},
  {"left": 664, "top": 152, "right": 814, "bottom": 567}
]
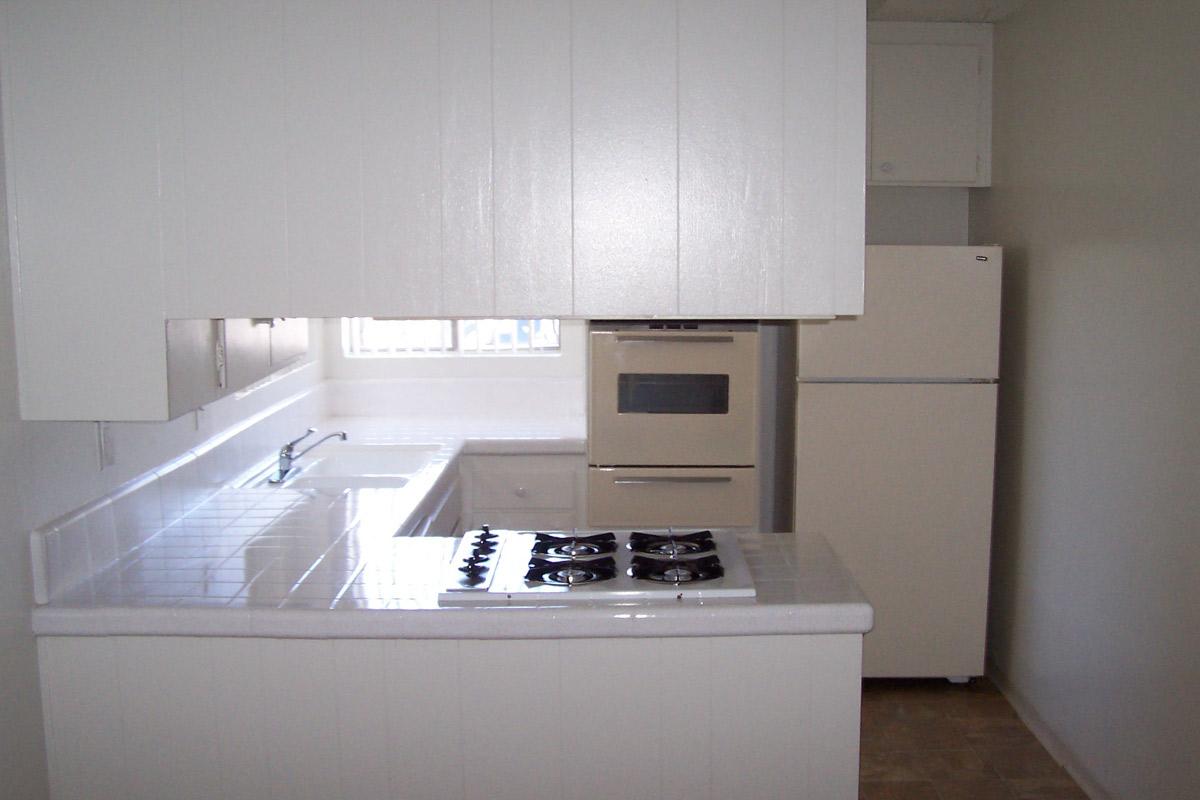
[
  {"left": 794, "top": 382, "right": 997, "bottom": 678},
  {"left": 796, "top": 245, "right": 1001, "bottom": 380}
]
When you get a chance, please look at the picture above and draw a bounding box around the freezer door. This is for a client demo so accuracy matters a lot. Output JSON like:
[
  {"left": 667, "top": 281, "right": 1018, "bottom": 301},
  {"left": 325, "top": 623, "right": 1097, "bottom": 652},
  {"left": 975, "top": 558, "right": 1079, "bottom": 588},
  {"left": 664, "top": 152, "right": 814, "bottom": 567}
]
[
  {"left": 797, "top": 245, "right": 1001, "bottom": 380},
  {"left": 794, "top": 383, "right": 996, "bottom": 678}
]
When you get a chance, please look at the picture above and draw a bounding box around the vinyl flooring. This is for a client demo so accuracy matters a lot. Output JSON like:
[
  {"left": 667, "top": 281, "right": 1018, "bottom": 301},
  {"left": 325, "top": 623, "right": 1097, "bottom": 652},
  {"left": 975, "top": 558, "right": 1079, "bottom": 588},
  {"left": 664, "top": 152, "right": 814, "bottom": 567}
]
[{"left": 859, "top": 678, "right": 1089, "bottom": 800}]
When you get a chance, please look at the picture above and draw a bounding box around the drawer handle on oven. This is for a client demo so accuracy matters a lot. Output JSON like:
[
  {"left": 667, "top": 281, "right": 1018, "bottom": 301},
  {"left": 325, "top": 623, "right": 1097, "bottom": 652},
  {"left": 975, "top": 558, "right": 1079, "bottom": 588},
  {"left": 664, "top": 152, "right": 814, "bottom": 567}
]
[
  {"left": 613, "top": 476, "right": 733, "bottom": 485},
  {"left": 614, "top": 334, "right": 735, "bottom": 344}
]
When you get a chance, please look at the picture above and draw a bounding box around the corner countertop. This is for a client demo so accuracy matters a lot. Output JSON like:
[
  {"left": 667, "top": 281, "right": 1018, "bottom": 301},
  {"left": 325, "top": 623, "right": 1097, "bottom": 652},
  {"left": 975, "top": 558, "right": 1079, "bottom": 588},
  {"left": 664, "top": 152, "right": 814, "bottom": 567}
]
[
  {"left": 32, "top": 414, "right": 872, "bottom": 639},
  {"left": 33, "top": 529, "right": 872, "bottom": 639}
]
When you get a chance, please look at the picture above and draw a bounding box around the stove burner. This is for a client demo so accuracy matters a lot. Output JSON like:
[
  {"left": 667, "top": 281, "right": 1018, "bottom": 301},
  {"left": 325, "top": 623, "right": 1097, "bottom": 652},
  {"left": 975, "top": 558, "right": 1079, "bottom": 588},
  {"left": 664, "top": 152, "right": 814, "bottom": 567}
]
[
  {"left": 629, "top": 554, "right": 724, "bottom": 584},
  {"left": 628, "top": 530, "right": 716, "bottom": 557},
  {"left": 526, "top": 556, "right": 617, "bottom": 586},
  {"left": 532, "top": 532, "right": 617, "bottom": 559}
]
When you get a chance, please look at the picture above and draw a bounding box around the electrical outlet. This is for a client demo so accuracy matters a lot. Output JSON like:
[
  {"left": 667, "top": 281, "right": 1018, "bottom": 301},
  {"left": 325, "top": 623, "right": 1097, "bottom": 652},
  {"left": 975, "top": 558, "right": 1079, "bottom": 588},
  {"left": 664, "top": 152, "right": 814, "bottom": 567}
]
[{"left": 96, "top": 421, "right": 115, "bottom": 469}]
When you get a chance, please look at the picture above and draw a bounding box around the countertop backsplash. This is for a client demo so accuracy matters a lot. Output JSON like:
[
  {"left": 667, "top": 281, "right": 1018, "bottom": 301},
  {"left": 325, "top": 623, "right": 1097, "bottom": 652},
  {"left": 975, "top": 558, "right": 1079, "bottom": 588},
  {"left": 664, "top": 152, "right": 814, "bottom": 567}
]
[
  {"left": 30, "top": 385, "right": 324, "bottom": 605},
  {"left": 29, "top": 373, "right": 589, "bottom": 607}
]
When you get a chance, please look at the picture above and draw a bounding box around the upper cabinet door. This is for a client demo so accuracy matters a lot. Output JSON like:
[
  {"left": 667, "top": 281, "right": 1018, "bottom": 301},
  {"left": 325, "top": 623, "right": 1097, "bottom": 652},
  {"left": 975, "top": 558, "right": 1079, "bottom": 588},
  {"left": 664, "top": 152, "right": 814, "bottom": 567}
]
[
  {"left": 0, "top": 0, "right": 180, "bottom": 420},
  {"left": 867, "top": 22, "right": 993, "bottom": 187},
  {"left": 360, "top": 0, "right": 442, "bottom": 317},
  {"left": 572, "top": 0, "right": 679, "bottom": 317},
  {"left": 440, "top": 0, "right": 496, "bottom": 317},
  {"left": 492, "top": 0, "right": 573, "bottom": 317},
  {"left": 179, "top": 0, "right": 288, "bottom": 318},
  {"left": 678, "top": 0, "right": 784, "bottom": 316}
]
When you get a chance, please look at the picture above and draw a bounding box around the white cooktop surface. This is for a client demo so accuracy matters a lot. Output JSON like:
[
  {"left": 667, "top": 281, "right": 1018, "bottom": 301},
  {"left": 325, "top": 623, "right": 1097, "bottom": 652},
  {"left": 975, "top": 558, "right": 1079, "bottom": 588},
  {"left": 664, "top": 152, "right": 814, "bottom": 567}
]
[{"left": 440, "top": 529, "right": 757, "bottom": 605}]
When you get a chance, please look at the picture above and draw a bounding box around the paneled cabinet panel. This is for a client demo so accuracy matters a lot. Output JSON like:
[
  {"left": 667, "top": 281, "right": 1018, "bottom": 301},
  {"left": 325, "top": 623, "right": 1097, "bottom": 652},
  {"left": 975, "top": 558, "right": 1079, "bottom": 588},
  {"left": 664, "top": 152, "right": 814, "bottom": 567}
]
[
  {"left": 867, "top": 23, "right": 993, "bottom": 186},
  {"left": 1, "top": 0, "right": 864, "bottom": 420}
]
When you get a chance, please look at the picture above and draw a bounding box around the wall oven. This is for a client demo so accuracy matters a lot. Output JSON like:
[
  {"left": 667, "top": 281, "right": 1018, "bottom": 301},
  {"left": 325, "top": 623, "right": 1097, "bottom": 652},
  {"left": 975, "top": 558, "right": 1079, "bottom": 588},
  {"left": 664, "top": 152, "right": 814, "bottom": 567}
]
[{"left": 588, "top": 322, "right": 759, "bottom": 528}]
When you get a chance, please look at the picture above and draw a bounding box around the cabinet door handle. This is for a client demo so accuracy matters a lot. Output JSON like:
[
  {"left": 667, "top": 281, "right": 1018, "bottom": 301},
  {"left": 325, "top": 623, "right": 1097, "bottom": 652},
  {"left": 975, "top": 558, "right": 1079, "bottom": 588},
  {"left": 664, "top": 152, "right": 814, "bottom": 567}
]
[
  {"left": 613, "top": 476, "right": 733, "bottom": 485},
  {"left": 615, "top": 334, "right": 735, "bottom": 344}
]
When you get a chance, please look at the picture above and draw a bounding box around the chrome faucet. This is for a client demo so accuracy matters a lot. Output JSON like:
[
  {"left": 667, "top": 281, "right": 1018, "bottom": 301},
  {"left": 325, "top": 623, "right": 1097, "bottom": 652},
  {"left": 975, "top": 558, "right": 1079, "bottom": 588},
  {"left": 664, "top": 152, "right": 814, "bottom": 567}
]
[{"left": 269, "top": 428, "right": 348, "bottom": 484}]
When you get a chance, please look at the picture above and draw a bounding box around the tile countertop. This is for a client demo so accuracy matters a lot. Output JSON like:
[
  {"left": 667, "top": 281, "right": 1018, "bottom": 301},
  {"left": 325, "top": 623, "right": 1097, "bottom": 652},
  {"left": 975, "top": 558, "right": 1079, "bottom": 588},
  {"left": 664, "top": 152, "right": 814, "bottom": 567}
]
[
  {"left": 33, "top": 531, "right": 872, "bottom": 638},
  {"left": 32, "top": 416, "right": 873, "bottom": 639}
]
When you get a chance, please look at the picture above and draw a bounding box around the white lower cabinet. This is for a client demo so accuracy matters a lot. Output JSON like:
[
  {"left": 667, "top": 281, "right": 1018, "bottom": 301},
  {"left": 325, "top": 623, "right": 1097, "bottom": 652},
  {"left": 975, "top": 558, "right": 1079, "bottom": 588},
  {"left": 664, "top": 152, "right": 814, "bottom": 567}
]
[
  {"left": 38, "top": 634, "right": 863, "bottom": 800},
  {"left": 460, "top": 454, "right": 586, "bottom": 532}
]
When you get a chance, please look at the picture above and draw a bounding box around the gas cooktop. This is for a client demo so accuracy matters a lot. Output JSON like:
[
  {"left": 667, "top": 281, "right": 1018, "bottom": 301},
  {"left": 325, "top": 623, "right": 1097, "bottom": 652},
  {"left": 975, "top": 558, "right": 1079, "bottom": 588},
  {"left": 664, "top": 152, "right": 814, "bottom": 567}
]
[{"left": 438, "top": 528, "right": 757, "bottom": 605}]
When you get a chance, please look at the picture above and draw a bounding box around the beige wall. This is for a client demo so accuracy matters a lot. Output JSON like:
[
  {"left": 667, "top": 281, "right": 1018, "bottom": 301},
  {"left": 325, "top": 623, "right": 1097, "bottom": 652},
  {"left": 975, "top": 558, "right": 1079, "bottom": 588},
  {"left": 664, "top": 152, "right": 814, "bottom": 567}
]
[{"left": 973, "top": 2, "right": 1200, "bottom": 798}]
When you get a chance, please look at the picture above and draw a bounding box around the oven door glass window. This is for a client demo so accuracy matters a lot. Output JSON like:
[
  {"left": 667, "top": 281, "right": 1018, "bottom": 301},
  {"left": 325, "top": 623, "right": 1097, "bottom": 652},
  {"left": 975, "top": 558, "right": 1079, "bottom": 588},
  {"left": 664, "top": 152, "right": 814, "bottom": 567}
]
[{"left": 617, "top": 374, "right": 729, "bottom": 415}]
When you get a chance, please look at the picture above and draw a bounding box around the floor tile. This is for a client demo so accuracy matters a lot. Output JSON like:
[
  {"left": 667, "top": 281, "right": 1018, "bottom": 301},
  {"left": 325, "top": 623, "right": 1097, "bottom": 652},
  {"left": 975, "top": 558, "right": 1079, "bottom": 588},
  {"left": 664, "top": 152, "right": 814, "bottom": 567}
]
[
  {"left": 860, "top": 781, "right": 941, "bottom": 800},
  {"left": 860, "top": 679, "right": 1087, "bottom": 800},
  {"left": 933, "top": 778, "right": 1015, "bottom": 800},
  {"left": 974, "top": 744, "right": 1069, "bottom": 781},
  {"left": 1007, "top": 776, "right": 1091, "bottom": 799}
]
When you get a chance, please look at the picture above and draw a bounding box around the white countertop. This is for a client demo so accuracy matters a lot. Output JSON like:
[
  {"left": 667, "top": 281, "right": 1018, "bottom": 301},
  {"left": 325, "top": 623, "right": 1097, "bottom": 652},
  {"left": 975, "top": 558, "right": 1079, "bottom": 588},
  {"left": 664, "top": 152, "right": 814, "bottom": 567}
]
[
  {"left": 34, "top": 529, "right": 871, "bottom": 638},
  {"left": 33, "top": 416, "right": 872, "bottom": 639}
]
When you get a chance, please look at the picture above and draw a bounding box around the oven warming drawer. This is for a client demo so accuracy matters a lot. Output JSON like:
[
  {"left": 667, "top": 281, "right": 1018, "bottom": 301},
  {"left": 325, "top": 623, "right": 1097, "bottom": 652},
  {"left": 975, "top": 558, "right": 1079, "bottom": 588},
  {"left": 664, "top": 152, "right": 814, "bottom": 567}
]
[{"left": 587, "top": 467, "right": 757, "bottom": 528}]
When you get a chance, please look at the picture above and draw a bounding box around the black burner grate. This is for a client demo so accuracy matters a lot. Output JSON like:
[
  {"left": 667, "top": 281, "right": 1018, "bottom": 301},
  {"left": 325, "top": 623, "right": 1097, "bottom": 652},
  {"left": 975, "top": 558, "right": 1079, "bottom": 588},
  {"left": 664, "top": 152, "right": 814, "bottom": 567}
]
[
  {"left": 532, "top": 532, "right": 617, "bottom": 558},
  {"left": 525, "top": 556, "right": 618, "bottom": 586},
  {"left": 628, "top": 530, "right": 716, "bottom": 557},
  {"left": 628, "top": 554, "right": 724, "bottom": 583}
]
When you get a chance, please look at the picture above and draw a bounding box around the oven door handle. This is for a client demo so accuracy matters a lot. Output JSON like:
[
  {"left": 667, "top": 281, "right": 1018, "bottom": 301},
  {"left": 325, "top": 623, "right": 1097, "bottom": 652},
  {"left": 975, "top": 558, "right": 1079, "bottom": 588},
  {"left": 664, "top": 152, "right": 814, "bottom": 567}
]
[
  {"left": 614, "top": 334, "right": 736, "bottom": 344},
  {"left": 612, "top": 476, "right": 734, "bottom": 485}
]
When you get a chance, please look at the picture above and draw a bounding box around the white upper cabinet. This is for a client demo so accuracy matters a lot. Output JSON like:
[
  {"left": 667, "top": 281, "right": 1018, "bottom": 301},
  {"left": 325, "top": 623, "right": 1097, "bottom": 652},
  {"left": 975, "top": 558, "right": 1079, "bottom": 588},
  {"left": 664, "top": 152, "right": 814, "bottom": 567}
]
[
  {"left": 867, "top": 22, "right": 993, "bottom": 186},
  {"left": 0, "top": 0, "right": 864, "bottom": 419}
]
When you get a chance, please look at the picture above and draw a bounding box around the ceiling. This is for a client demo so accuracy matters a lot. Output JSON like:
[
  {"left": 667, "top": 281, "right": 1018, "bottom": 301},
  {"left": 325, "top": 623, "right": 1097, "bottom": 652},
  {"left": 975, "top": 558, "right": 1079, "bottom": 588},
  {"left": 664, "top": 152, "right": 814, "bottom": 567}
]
[{"left": 866, "top": 0, "right": 1027, "bottom": 22}]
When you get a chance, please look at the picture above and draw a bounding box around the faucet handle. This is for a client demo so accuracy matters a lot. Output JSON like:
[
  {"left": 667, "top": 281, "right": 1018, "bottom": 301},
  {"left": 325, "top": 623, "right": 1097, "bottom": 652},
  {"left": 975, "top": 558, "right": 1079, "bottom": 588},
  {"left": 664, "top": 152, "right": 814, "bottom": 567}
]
[{"left": 285, "top": 428, "right": 317, "bottom": 450}]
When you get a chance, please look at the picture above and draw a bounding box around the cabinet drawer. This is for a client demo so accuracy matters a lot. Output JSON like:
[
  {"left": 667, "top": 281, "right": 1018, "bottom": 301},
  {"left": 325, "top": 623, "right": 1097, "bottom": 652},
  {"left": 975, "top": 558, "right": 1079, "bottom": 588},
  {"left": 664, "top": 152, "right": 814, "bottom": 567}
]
[
  {"left": 465, "top": 455, "right": 581, "bottom": 510},
  {"left": 587, "top": 467, "right": 756, "bottom": 528}
]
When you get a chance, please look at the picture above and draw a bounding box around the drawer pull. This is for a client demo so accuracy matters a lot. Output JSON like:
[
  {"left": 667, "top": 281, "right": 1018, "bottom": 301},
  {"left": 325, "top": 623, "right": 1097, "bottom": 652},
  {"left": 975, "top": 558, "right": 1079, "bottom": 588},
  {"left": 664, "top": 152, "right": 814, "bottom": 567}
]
[
  {"left": 615, "top": 334, "right": 735, "bottom": 344},
  {"left": 514, "top": 487, "right": 528, "bottom": 498},
  {"left": 613, "top": 476, "right": 733, "bottom": 485}
]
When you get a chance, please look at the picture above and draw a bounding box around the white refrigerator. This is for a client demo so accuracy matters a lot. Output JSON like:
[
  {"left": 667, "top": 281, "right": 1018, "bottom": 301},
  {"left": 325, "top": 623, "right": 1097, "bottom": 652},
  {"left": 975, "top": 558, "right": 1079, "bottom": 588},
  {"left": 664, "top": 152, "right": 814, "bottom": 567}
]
[{"left": 794, "top": 245, "right": 1001, "bottom": 679}]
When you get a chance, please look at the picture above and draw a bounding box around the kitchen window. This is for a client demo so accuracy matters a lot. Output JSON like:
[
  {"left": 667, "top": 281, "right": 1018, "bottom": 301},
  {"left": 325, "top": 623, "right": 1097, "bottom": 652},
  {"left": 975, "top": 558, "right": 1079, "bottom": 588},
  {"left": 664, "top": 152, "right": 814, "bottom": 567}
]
[{"left": 342, "top": 318, "right": 560, "bottom": 357}]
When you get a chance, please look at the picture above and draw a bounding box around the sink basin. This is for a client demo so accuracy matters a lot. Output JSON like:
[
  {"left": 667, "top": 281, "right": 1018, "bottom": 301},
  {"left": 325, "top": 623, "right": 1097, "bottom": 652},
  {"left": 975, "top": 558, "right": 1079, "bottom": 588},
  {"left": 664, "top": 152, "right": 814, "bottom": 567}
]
[{"left": 258, "top": 444, "right": 442, "bottom": 489}]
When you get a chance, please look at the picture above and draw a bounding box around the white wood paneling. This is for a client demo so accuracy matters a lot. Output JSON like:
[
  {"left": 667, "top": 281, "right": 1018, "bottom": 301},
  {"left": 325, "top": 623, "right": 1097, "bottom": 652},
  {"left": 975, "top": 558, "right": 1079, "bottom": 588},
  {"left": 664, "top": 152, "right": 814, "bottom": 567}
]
[
  {"left": 679, "top": 0, "right": 784, "bottom": 315},
  {"left": 783, "top": 0, "right": 866, "bottom": 317},
  {"left": 559, "top": 638, "right": 662, "bottom": 799},
  {"left": 332, "top": 640, "right": 392, "bottom": 798},
  {"left": 657, "top": 637, "right": 713, "bottom": 800},
  {"left": 0, "top": 0, "right": 177, "bottom": 420},
  {"left": 384, "top": 639, "right": 464, "bottom": 800},
  {"left": 115, "top": 638, "right": 221, "bottom": 800},
  {"left": 360, "top": 0, "right": 442, "bottom": 316},
  {"left": 38, "top": 637, "right": 124, "bottom": 800},
  {"left": 440, "top": 0, "right": 495, "bottom": 316},
  {"left": 39, "top": 634, "right": 863, "bottom": 800},
  {"left": 459, "top": 640, "right": 562, "bottom": 800},
  {"left": 284, "top": 0, "right": 365, "bottom": 315},
  {"left": 492, "top": 0, "right": 573, "bottom": 316},
  {"left": 180, "top": 0, "right": 288, "bottom": 318},
  {"left": 572, "top": 0, "right": 679, "bottom": 316},
  {"left": 210, "top": 639, "right": 273, "bottom": 800},
  {"left": 257, "top": 639, "right": 343, "bottom": 799}
]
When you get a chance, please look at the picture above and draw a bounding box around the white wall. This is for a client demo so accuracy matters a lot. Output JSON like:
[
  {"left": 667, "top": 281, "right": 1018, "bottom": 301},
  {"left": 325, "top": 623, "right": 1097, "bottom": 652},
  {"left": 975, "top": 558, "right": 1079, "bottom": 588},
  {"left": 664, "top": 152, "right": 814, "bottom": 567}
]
[
  {"left": 0, "top": 132, "right": 47, "bottom": 799},
  {"left": 972, "top": 3, "right": 1200, "bottom": 798}
]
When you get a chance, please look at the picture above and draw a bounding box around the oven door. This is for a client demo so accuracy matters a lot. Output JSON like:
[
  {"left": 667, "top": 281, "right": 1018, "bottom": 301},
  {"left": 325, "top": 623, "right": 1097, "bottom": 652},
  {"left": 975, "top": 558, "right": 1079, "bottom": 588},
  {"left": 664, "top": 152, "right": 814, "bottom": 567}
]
[{"left": 588, "top": 329, "right": 758, "bottom": 466}]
